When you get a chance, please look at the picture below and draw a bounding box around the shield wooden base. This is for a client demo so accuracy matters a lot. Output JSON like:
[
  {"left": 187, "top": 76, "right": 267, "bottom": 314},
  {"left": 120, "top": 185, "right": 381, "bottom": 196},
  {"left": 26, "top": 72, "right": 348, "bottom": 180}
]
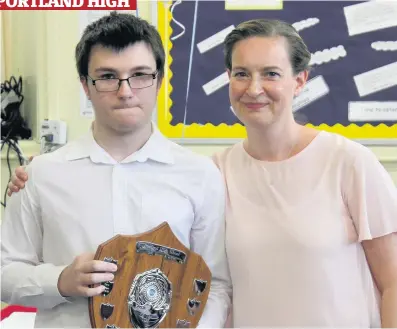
[{"left": 89, "top": 222, "right": 211, "bottom": 328}]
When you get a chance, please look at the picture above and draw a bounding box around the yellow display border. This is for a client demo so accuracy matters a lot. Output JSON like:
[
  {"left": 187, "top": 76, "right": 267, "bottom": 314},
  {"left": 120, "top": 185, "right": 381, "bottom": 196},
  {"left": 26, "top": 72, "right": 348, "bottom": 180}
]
[{"left": 156, "top": 1, "right": 397, "bottom": 140}]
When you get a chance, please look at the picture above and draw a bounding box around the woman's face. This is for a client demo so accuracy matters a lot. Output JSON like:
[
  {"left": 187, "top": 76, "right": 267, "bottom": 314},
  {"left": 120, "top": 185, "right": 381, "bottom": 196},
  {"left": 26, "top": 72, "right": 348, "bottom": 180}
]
[{"left": 228, "top": 36, "right": 308, "bottom": 129}]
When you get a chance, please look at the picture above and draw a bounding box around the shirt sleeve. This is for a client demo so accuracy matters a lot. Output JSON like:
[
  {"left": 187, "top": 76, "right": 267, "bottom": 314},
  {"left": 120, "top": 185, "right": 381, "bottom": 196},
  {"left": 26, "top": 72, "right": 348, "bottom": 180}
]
[
  {"left": 1, "top": 161, "right": 71, "bottom": 309},
  {"left": 190, "top": 160, "right": 232, "bottom": 328},
  {"left": 344, "top": 145, "right": 397, "bottom": 242}
]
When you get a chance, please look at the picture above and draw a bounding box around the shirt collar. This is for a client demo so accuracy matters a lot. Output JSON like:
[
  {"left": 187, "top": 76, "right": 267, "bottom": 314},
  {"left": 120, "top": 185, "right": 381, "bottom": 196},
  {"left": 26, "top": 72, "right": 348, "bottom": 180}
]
[{"left": 65, "top": 123, "right": 175, "bottom": 165}]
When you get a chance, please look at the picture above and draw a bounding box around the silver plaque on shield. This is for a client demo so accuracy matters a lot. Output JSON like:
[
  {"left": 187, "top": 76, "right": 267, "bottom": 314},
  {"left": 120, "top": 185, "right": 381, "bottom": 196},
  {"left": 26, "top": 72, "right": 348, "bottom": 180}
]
[{"left": 127, "top": 268, "right": 172, "bottom": 328}]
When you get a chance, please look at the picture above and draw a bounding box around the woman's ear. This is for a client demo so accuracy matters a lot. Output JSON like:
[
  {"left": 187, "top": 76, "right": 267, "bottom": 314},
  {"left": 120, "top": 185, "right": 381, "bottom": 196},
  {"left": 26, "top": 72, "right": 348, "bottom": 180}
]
[{"left": 294, "top": 70, "right": 309, "bottom": 97}]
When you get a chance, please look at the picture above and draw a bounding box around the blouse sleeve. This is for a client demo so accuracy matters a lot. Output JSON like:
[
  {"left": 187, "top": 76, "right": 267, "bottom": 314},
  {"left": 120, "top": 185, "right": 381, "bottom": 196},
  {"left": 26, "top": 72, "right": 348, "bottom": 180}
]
[{"left": 344, "top": 145, "right": 397, "bottom": 241}]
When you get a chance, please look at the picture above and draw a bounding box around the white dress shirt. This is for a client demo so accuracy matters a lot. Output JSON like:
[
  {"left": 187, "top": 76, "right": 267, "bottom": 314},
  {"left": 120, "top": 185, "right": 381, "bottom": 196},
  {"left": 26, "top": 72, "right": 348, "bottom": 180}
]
[{"left": 1, "top": 126, "right": 232, "bottom": 328}]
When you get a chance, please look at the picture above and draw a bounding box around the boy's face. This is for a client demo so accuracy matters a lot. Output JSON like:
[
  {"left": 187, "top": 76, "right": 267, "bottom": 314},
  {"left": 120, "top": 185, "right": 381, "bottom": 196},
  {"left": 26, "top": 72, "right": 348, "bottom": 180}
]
[{"left": 82, "top": 42, "right": 161, "bottom": 135}]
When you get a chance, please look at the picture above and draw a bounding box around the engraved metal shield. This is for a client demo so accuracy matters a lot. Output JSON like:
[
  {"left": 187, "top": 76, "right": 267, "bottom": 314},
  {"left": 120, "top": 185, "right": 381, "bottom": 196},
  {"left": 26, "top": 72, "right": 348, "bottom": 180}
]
[
  {"left": 100, "top": 303, "right": 114, "bottom": 320},
  {"left": 89, "top": 222, "right": 212, "bottom": 328},
  {"left": 127, "top": 268, "right": 172, "bottom": 328}
]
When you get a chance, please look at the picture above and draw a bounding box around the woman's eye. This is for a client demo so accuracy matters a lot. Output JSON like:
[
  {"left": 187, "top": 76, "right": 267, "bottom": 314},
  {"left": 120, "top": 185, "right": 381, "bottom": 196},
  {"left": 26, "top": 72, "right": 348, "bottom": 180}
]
[
  {"left": 266, "top": 72, "right": 280, "bottom": 78},
  {"left": 234, "top": 72, "right": 247, "bottom": 77}
]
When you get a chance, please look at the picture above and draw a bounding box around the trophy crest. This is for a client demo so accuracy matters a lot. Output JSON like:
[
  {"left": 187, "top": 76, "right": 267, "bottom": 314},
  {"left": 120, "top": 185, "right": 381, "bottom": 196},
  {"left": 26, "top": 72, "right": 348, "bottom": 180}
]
[{"left": 89, "top": 222, "right": 211, "bottom": 328}]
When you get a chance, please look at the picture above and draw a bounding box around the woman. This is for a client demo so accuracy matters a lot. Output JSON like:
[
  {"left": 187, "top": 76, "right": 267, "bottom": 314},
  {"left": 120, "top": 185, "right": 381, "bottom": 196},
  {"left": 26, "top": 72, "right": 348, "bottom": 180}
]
[
  {"left": 212, "top": 19, "right": 397, "bottom": 328},
  {"left": 7, "top": 19, "right": 397, "bottom": 328}
]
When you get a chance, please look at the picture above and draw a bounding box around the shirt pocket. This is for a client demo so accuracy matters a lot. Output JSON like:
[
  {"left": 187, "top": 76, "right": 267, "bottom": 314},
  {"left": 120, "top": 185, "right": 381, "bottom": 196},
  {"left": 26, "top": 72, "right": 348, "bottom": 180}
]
[{"left": 140, "top": 192, "right": 195, "bottom": 247}]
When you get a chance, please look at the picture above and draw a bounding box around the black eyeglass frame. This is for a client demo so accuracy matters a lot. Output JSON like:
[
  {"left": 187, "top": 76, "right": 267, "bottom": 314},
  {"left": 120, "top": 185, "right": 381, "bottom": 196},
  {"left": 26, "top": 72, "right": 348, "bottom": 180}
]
[{"left": 86, "top": 71, "right": 158, "bottom": 92}]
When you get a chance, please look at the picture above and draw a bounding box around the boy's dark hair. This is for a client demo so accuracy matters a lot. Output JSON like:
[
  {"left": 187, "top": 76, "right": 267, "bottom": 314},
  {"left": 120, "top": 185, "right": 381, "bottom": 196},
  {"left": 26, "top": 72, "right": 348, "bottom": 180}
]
[{"left": 75, "top": 12, "right": 165, "bottom": 80}]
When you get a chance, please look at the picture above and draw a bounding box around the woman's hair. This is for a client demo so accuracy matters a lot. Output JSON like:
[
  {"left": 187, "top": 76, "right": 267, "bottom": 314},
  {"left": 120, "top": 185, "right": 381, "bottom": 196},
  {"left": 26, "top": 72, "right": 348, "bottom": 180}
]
[{"left": 224, "top": 18, "right": 311, "bottom": 75}]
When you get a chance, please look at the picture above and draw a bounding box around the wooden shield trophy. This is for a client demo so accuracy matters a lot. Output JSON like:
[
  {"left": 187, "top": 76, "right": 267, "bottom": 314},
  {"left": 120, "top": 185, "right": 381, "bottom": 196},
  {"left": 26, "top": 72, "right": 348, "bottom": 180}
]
[{"left": 89, "top": 222, "right": 211, "bottom": 328}]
